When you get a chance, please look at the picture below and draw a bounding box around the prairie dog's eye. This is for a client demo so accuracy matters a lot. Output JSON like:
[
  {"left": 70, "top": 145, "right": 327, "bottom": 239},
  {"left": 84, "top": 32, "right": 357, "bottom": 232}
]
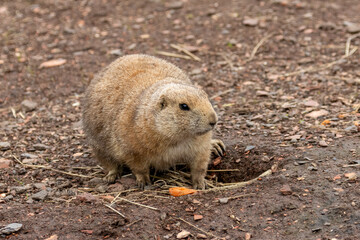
[{"left": 179, "top": 103, "right": 190, "bottom": 111}]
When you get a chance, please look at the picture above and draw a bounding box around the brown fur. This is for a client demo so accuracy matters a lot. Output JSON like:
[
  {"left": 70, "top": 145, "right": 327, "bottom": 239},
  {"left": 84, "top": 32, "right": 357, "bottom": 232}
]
[{"left": 82, "top": 54, "right": 225, "bottom": 189}]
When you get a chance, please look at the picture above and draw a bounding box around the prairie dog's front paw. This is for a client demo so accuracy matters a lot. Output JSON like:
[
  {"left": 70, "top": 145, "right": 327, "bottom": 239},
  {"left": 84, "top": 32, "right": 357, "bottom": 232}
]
[
  {"left": 211, "top": 139, "right": 226, "bottom": 157},
  {"left": 104, "top": 170, "right": 118, "bottom": 183}
]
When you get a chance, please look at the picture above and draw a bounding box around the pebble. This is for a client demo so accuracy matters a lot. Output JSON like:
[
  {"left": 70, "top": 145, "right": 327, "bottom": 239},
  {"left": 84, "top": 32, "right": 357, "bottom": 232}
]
[
  {"left": 22, "top": 158, "right": 44, "bottom": 164},
  {"left": 344, "top": 172, "right": 357, "bottom": 180},
  {"left": 21, "top": 153, "right": 38, "bottom": 159},
  {"left": 109, "top": 49, "right": 122, "bottom": 56},
  {"left": 197, "top": 233, "right": 207, "bottom": 239},
  {"left": 319, "top": 140, "right": 328, "bottom": 147},
  {"left": 76, "top": 192, "right": 97, "bottom": 203},
  {"left": 0, "top": 142, "right": 10, "bottom": 151},
  {"left": 31, "top": 190, "right": 48, "bottom": 201},
  {"left": 311, "top": 227, "right": 322, "bottom": 233},
  {"left": 11, "top": 184, "right": 31, "bottom": 194},
  {"left": 166, "top": 1, "right": 183, "bottom": 10},
  {"left": 246, "top": 120, "right": 255, "bottom": 127},
  {"left": 343, "top": 21, "right": 360, "bottom": 33},
  {"left": 0, "top": 223, "right": 23, "bottom": 235},
  {"left": 33, "top": 143, "right": 48, "bottom": 151},
  {"left": 88, "top": 177, "right": 104, "bottom": 188},
  {"left": 305, "top": 110, "right": 329, "bottom": 118},
  {"left": 33, "top": 183, "right": 46, "bottom": 190},
  {"left": 280, "top": 184, "right": 292, "bottom": 195},
  {"left": 190, "top": 68, "right": 202, "bottom": 76},
  {"left": 160, "top": 212, "right": 167, "bottom": 220},
  {"left": 127, "top": 43, "right": 136, "bottom": 50},
  {"left": 219, "top": 198, "right": 229, "bottom": 204},
  {"left": 0, "top": 183, "right": 7, "bottom": 193},
  {"left": 255, "top": 90, "right": 269, "bottom": 96},
  {"left": 21, "top": 100, "right": 38, "bottom": 112},
  {"left": 0, "top": 159, "right": 12, "bottom": 169},
  {"left": 308, "top": 166, "right": 318, "bottom": 171},
  {"left": 344, "top": 125, "right": 358, "bottom": 132},
  {"left": 303, "top": 100, "right": 319, "bottom": 107},
  {"left": 243, "top": 18, "right": 259, "bottom": 26},
  {"left": 244, "top": 145, "right": 255, "bottom": 152},
  {"left": 176, "top": 230, "right": 191, "bottom": 239},
  {"left": 193, "top": 214, "right": 203, "bottom": 221}
]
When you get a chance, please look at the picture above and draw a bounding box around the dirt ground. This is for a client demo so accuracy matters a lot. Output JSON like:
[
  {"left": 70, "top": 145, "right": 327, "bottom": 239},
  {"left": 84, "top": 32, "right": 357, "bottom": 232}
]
[{"left": 1, "top": 0, "right": 359, "bottom": 239}]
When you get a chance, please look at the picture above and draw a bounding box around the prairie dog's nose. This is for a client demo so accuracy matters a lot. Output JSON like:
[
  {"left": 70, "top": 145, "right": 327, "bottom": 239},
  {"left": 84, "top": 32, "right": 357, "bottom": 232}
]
[{"left": 209, "top": 112, "right": 218, "bottom": 127}]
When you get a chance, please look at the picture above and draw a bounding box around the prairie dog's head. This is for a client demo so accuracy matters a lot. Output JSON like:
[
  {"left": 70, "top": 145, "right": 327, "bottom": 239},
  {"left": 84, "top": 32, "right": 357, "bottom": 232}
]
[{"left": 151, "top": 83, "right": 218, "bottom": 139}]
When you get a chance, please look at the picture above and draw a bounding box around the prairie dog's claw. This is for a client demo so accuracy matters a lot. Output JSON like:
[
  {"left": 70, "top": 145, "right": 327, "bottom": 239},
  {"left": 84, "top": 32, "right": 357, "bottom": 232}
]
[{"left": 211, "top": 139, "right": 226, "bottom": 157}]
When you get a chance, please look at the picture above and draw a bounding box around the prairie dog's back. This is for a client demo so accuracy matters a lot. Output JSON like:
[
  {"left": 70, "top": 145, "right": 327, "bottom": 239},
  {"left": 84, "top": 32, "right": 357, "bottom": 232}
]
[{"left": 91, "top": 54, "right": 191, "bottom": 101}]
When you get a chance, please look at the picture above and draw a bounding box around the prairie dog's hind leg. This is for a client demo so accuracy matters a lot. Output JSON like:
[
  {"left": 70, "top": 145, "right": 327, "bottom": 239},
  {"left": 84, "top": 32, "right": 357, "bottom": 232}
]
[
  {"left": 211, "top": 139, "right": 226, "bottom": 157},
  {"left": 94, "top": 149, "right": 123, "bottom": 183}
]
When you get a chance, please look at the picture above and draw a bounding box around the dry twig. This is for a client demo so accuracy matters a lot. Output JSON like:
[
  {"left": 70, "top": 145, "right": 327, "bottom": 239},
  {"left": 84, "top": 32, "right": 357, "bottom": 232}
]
[
  {"left": 178, "top": 217, "right": 220, "bottom": 239},
  {"left": 170, "top": 44, "right": 201, "bottom": 61},
  {"left": 209, "top": 89, "right": 234, "bottom": 100},
  {"left": 246, "top": 33, "right": 274, "bottom": 62},
  {"left": 155, "top": 51, "right": 192, "bottom": 60},
  {"left": 282, "top": 47, "right": 358, "bottom": 77},
  {"left": 116, "top": 197, "right": 159, "bottom": 211},
  {"left": 105, "top": 204, "right": 127, "bottom": 219},
  {"left": 345, "top": 33, "right": 360, "bottom": 56},
  {"left": 12, "top": 155, "right": 92, "bottom": 178}
]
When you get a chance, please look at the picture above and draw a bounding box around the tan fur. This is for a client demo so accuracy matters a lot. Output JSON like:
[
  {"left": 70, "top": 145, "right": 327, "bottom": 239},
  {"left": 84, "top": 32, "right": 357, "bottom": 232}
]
[{"left": 82, "top": 54, "right": 224, "bottom": 189}]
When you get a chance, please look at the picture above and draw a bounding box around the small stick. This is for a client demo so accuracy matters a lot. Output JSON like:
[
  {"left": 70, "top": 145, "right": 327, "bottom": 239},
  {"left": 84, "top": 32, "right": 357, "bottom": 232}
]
[
  {"left": 10, "top": 108, "right": 16, "bottom": 118},
  {"left": 116, "top": 197, "right": 159, "bottom": 211},
  {"left": 282, "top": 47, "right": 358, "bottom": 77},
  {"left": 203, "top": 169, "right": 272, "bottom": 192},
  {"left": 342, "top": 164, "right": 360, "bottom": 168},
  {"left": 207, "top": 169, "right": 241, "bottom": 172},
  {"left": 126, "top": 219, "right": 143, "bottom": 227},
  {"left": 12, "top": 155, "right": 92, "bottom": 178},
  {"left": 345, "top": 33, "right": 360, "bottom": 56},
  {"left": 178, "top": 217, "right": 219, "bottom": 239},
  {"left": 246, "top": 33, "right": 274, "bottom": 62},
  {"left": 209, "top": 89, "right": 234, "bottom": 100},
  {"left": 156, "top": 51, "right": 192, "bottom": 60},
  {"left": 105, "top": 204, "right": 127, "bottom": 219},
  {"left": 170, "top": 44, "right": 201, "bottom": 61},
  {"left": 227, "top": 193, "right": 256, "bottom": 200},
  {"left": 219, "top": 53, "right": 235, "bottom": 70}
]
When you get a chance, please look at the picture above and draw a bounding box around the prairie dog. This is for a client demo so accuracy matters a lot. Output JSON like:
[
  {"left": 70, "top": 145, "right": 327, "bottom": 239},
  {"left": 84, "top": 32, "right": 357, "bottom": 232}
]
[{"left": 82, "top": 54, "right": 225, "bottom": 189}]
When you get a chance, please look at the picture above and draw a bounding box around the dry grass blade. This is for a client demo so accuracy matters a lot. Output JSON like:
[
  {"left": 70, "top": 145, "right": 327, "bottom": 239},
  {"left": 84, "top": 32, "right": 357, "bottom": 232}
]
[
  {"left": 203, "top": 169, "right": 272, "bottom": 192},
  {"left": 345, "top": 33, "right": 360, "bottom": 56},
  {"left": 282, "top": 47, "right": 358, "bottom": 77},
  {"left": 209, "top": 89, "right": 234, "bottom": 100},
  {"left": 12, "top": 155, "right": 92, "bottom": 178},
  {"left": 246, "top": 33, "right": 274, "bottom": 62},
  {"left": 155, "top": 51, "right": 192, "bottom": 60},
  {"left": 170, "top": 44, "right": 201, "bottom": 61},
  {"left": 116, "top": 197, "right": 159, "bottom": 211},
  {"left": 178, "top": 217, "right": 220, "bottom": 239},
  {"left": 207, "top": 169, "right": 241, "bottom": 172},
  {"left": 105, "top": 204, "right": 127, "bottom": 219}
]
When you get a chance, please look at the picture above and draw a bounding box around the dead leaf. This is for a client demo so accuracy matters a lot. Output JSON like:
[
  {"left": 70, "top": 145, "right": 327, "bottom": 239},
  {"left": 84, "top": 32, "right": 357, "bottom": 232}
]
[{"left": 39, "top": 58, "right": 67, "bottom": 69}]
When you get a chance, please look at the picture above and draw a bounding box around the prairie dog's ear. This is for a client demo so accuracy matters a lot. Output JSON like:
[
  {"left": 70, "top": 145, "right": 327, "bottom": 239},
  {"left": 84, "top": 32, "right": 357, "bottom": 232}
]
[{"left": 159, "top": 95, "right": 168, "bottom": 110}]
